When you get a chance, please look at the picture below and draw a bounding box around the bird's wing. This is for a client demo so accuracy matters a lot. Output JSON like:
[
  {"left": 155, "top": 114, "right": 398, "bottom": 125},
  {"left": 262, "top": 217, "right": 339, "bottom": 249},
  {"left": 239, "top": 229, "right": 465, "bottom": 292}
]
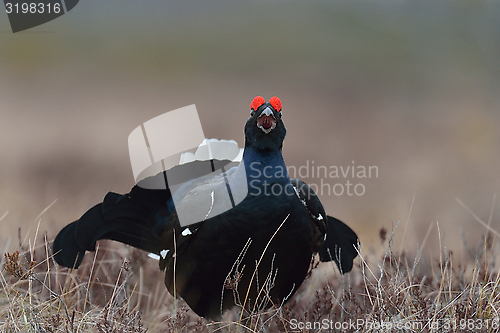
[
  {"left": 290, "top": 179, "right": 327, "bottom": 252},
  {"left": 319, "top": 216, "right": 359, "bottom": 273},
  {"left": 170, "top": 160, "right": 248, "bottom": 226},
  {"left": 290, "top": 178, "right": 359, "bottom": 274}
]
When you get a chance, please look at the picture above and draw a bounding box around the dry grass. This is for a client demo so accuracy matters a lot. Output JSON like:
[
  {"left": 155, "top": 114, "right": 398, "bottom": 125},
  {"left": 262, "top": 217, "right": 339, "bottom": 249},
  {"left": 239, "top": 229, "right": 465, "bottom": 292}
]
[{"left": 2, "top": 206, "right": 500, "bottom": 333}]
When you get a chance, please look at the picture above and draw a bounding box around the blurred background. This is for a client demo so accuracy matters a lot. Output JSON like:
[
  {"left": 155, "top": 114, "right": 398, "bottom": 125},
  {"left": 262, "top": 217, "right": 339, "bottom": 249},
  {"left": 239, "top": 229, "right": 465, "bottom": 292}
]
[{"left": 1, "top": 0, "right": 499, "bottom": 263}]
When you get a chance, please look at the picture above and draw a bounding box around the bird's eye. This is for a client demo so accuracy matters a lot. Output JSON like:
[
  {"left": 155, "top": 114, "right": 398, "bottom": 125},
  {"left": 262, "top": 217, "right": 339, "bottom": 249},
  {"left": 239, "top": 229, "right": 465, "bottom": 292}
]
[{"left": 250, "top": 96, "right": 265, "bottom": 114}]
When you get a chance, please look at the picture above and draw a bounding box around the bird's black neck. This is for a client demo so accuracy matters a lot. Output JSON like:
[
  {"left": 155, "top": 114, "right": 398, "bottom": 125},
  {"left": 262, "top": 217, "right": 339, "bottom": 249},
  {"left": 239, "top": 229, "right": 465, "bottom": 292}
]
[{"left": 242, "top": 146, "right": 289, "bottom": 185}]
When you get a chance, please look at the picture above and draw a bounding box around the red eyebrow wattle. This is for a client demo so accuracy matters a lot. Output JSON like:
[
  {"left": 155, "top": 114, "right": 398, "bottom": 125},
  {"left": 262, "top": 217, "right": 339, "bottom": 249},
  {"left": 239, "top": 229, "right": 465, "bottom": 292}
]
[
  {"left": 269, "top": 96, "right": 282, "bottom": 112},
  {"left": 250, "top": 96, "right": 266, "bottom": 111}
]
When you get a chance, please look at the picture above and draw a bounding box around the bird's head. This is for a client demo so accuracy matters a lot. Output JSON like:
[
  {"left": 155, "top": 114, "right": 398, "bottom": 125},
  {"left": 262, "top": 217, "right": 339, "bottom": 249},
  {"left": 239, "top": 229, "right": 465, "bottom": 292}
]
[{"left": 244, "top": 96, "right": 286, "bottom": 151}]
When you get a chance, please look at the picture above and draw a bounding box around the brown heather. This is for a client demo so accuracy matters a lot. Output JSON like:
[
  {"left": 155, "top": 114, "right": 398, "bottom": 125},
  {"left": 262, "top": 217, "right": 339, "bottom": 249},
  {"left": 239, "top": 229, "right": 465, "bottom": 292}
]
[{"left": 2, "top": 216, "right": 500, "bottom": 333}]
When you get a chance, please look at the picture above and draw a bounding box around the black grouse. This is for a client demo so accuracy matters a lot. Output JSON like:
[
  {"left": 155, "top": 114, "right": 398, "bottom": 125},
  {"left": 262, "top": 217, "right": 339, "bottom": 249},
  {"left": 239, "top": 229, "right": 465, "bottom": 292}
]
[{"left": 53, "top": 96, "right": 359, "bottom": 319}]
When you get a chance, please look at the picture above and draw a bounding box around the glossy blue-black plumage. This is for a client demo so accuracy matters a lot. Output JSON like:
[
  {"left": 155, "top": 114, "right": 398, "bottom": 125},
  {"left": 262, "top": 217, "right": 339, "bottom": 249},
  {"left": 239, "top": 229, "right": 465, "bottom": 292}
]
[{"left": 53, "top": 98, "right": 359, "bottom": 319}]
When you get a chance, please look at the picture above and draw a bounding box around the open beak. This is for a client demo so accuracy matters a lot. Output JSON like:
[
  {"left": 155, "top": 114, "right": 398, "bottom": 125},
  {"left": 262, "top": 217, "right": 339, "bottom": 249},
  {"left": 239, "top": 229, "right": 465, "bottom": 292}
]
[{"left": 256, "top": 107, "right": 277, "bottom": 134}]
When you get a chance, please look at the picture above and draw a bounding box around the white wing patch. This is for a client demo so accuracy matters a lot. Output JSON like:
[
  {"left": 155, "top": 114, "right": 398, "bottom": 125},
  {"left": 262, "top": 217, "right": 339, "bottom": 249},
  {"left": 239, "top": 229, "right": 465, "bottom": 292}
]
[
  {"left": 292, "top": 184, "right": 308, "bottom": 208},
  {"left": 293, "top": 184, "right": 325, "bottom": 224},
  {"left": 160, "top": 249, "right": 170, "bottom": 259},
  {"left": 179, "top": 139, "right": 243, "bottom": 165},
  {"left": 181, "top": 228, "right": 192, "bottom": 236},
  {"left": 148, "top": 253, "right": 160, "bottom": 260}
]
